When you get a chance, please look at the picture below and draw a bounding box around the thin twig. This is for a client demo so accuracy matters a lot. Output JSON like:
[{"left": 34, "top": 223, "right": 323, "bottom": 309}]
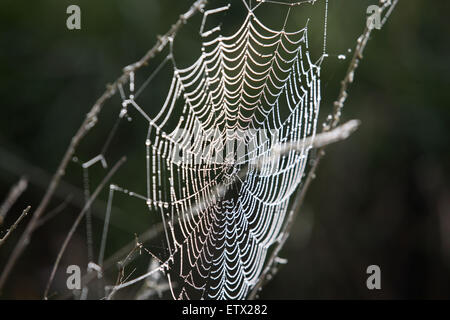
[
  {"left": 135, "top": 258, "right": 170, "bottom": 300},
  {"left": 34, "top": 195, "right": 73, "bottom": 230},
  {"left": 59, "top": 222, "right": 163, "bottom": 300},
  {"left": 0, "top": 0, "right": 208, "bottom": 292},
  {"left": 327, "top": 0, "right": 396, "bottom": 130},
  {"left": 105, "top": 236, "right": 142, "bottom": 300},
  {"left": 248, "top": 0, "right": 398, "bottom": 299},
  {"left": 44, "top": 157, "right": 126, "bottom": 299},
  {"left": 0, "top": 206, "right": 31, "bottom": 248},
  {"left": 0, "top": 177, "right": 28, "bottom": 226}
]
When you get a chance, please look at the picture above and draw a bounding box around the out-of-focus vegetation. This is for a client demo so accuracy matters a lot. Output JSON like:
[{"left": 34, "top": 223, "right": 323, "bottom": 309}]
[{"left": 0, "top": 0, "right": 449, "bottom": 299}]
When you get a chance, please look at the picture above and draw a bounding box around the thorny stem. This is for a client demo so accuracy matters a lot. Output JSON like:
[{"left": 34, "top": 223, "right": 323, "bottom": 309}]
[
  {"left": 0, "top": 0, "right": 208, "bottom": 292},
  {"left": 248, "top": 0, "right": 398, "bottom": 299}
]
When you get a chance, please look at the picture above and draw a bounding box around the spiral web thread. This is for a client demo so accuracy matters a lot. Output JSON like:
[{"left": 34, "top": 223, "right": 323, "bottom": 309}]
[{"left": 82, "top": 0, "right": 327, "bottom": 300}]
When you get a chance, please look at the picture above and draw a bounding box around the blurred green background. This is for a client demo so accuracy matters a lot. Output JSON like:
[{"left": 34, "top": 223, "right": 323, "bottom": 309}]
[{"left": 0, "top": 0, "right": 449, "bottom": 299}]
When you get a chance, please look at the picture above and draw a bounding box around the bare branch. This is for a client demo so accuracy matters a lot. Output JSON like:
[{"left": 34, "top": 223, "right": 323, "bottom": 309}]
[
  {"left": 0, "top": 0, "right": 208, "bottom": 292},
  {"left": 0, "top": 206, "right": 31, "bottom": 248},
  {"left": 310, "top": 119, "right": 361, "bottom": 149},
  {"left": 258, "top": 119, "right": 361, "bottom": 169},
  {"left": 0, "top": 177, "right": 28, "bottom": 226}
]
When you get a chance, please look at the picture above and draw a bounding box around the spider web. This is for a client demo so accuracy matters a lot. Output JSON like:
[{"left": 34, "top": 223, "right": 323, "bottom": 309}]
[{"left": 80, "top": 0, "right": 327, "bottom": 300}]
